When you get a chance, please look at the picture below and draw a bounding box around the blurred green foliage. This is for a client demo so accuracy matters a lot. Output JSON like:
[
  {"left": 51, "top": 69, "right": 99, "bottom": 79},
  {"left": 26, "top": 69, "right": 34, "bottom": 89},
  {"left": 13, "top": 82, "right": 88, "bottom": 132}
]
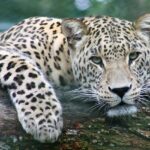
[{"left": 0, "top": 0, "right": 150, "bottom": 23}]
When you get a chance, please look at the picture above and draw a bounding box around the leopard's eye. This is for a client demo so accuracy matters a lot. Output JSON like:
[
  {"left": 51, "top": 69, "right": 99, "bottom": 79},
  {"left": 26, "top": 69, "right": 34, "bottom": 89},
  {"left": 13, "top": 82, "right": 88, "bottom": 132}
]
[
  {"left": 129, "top": 51, "right": 141, "bottom": 64},
  {"left": 90, "top": 56, "right": 104, "bottom": 67}
]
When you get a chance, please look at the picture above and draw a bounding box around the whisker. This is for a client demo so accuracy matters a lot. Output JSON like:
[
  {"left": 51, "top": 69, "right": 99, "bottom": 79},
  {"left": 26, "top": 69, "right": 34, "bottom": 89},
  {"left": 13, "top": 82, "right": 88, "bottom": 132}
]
[
  {"left": 88, "top": 102, "right": 101, "bottom": 113},
  {"left": 66, "top": 86, "right": 99, "bottom": 104}
]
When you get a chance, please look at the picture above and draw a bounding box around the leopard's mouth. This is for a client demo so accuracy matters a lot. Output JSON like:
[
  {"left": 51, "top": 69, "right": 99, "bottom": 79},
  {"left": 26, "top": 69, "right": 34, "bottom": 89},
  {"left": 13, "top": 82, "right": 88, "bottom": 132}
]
[{"left": 106, "top": 102, "right": 137, "bottom": 117}]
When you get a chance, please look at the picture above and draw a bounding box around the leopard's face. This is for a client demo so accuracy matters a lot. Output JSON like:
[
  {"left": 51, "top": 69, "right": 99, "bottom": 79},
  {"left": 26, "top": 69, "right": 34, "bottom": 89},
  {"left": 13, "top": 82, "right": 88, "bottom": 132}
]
[{"left": 62, "top": 16, "right": 150, "bottom": 117}]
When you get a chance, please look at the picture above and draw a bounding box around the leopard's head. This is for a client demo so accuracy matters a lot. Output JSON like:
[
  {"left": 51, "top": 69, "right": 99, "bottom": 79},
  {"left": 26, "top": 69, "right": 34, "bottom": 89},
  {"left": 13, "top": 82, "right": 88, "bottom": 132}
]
[{"left": 62, "top": 14, "right": 150, "bottom": 117}]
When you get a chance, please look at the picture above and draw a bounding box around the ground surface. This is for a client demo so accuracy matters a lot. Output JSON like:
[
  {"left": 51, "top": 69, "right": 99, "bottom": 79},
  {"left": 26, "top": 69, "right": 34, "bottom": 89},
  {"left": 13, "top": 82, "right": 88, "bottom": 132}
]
[{"left": 0, "top": 88, "right": 149, "bottom": 150}]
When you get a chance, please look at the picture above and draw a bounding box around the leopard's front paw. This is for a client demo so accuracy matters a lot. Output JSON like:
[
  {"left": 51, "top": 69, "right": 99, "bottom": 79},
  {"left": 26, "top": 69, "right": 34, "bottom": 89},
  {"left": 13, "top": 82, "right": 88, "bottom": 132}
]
[{"left": 18, "top": 104, "right": 63, "bottom": 143}]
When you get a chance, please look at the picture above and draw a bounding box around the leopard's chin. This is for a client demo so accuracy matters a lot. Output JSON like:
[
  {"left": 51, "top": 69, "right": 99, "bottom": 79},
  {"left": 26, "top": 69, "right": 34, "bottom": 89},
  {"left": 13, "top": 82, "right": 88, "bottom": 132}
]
[{"left": 106, "top": 104, "right": 137, "bottom": 117}]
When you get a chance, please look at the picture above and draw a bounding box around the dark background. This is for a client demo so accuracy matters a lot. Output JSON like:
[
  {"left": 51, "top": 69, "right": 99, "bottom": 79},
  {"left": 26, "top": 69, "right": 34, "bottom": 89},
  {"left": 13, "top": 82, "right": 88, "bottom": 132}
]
[{"left": 0, "top": 0, "right": 150, "bottom": 31}]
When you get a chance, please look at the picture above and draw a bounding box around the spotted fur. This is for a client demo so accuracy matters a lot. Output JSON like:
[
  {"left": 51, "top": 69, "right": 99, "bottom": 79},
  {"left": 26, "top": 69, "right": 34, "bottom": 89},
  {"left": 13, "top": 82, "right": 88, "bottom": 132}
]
[{"left": 0, "top": 14, "right": 149, "bottom": 142}]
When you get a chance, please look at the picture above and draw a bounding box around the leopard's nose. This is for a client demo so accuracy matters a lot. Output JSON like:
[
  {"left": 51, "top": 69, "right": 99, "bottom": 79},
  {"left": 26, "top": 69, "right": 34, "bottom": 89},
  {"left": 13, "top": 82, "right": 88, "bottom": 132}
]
[{"left": 108, "top": 85, "right": 132, "bottom": 99}]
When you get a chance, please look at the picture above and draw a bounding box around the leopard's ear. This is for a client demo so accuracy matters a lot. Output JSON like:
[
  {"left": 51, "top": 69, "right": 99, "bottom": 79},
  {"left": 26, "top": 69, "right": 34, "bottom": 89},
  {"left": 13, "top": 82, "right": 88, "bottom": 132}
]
[
  {"left": 62, "top": 19, "right": 88, "bottom": 48},
  {"left": 135, "top": 14, "right": 150, "bottom": 44}
]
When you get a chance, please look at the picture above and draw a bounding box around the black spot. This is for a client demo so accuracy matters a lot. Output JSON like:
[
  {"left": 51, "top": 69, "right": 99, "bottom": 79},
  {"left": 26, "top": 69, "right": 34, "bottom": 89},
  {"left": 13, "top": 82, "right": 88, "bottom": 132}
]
[
  {"left": 0, "top": 63, "right": 4, "bottom": 71},
  {"left": 8, "top": 83, "right": 17, "bottom": 90},
  {"left": 11, "top": 56, "right": 18, "bottom": 58},
  {"left": 31, "top": 106, "right": 36, "bottom": 111},
  {"left": 4, "top": 72, "right": 12, "bottom": 81},
  {"left": 55, "top": 110, "right": 59, "bottom": 116},
  {"left": 0, "top": 34, "right": 4, "bottom": 40},
  {"left": 38, "top": 119, "right": 46, "bottom": 125},
  {"left": 46, "top": 71, "right": 50, "bottom": 76},
  {"left": 36, "top": 113, "right": 42, "bottom": 118},
  {"left": 50, "top": 23, "right": 54, "bottom": 29},
  {"left": 48, "top": 53, "right": 51, "bottom": 58},
  {"left": 31, "top": 97, "right": 37, "bottom": 103},
  {"left": 46, "top": 113, "right": 52, "bottom": 119},
  {"left": 12, "top": 92, "right": 16, "bottom": 98},
  {"left": 36, "top": 93, "right": 45, "bottom": 99},
  {"left": 45, "top": 101, "right": 51, "bottom": 106},
  {"left": 40, "top": 108, "right": 44, "bottom": 112},
  {"left": 21, "top": 108, "right": 25, "bottom": 112},
  {"left": 26, "top": 82, "right": 36, "bottom": 90},
  {"left": 52, "top": 105, "right": 56, "bottom": 109},
  {"left": 56, "top": 50, "right": 59, "bottom": 55},
  {"left": 22, "top": 44, "right": 27, "bottom": 49},
  {"left": 34, "top": 52, "right": 41, "bottom": 59},
  {"left": 28, "top": 72, "right": 38, "bottom": 78},
  {"left": 45, "top": 106, "right": 50, "bottom": 110},
  {"left": 17, "top": 90, "right": 25, "bottom": 95},
  {"left": 59, "top": 75, "right": 66, "bottom": 86},
  {"left": 54, "top": 62, "right": 61, "bottom": 70},
  {"left": 23, "top": 51, "right": 31, "bottom": 56},
  {"left": 52, "top": 98, "right": 57, "bottom": 102},
  {"left": 16, "top": 65, "right": 28, "bottom": 72},
  {"left": 25, "top": 111, "right": 31, "bottom": 116},
  {"left": 41, "top": 50, "right": 44, "bottom": 55},
  {"left": 48, "top": 65, "right": 52, "bottom": 73},
  {"left": 45, "top": 91, "right": 52, "bottom": 96},
  {"left": 54, "top": 56, "right": 61, "bottom": 61},
  {"left": 7, "top": 61, "right": 16, "bottom": 70},
  {"left": 53, "top": 30, "right": 57, "bottom": 34},
  {"left": 56, "top": 22, "right": 61, "bottom": 26},
  {"left": 59, "top": 44, "right": 64, "bottom": 52},
  {"left": 33, "top": 19, "right": 40, "bottom": 24},
  {"left": 14, "top": 74, "right": 25, "bottom": 85},
  {"left": 38, "top": 82, "right": 45, "bottom": 89},
  {"left": 0, "top": 55, "right": 8, "bottom": 60},
  {"left": 18, "top": 100, "right": 25, "bottom": 104},
  {"left": 26, "top": 93, "right": 33, "bottom": 98},
  {"left": 36, "top": 63, "right": 41, "bottom": 69},
  {"left": 31, "top": 43, "right": 36, "bottom": 49},
  {"left": 25, "top": 102, "right": 29, "bottom": 105},
  {"left": 40, "top": 20, "right": 48, "bottom": 25},
  {"left": 14, "top": 44, "right": 21, "bottom": 49},
  {"left": 47, "top": 119, "right": 52, "bottom": 123}
]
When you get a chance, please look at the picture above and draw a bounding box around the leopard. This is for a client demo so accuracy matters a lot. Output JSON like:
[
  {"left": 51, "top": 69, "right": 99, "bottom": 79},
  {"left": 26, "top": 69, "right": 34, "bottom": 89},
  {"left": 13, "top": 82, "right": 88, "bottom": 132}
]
[{"left": 0, "top": 14, "right": 149, "bottom": 143}]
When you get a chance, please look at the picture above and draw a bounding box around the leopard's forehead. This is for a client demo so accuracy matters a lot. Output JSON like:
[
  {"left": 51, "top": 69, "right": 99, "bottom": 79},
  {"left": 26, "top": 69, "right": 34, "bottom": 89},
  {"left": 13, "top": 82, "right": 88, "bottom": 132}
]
[
  {"left": 81, "top": 16, "right": 142, "bottom": 60},
  {"left": 82, "top": 16, "right": 134, "bottom": 35}
]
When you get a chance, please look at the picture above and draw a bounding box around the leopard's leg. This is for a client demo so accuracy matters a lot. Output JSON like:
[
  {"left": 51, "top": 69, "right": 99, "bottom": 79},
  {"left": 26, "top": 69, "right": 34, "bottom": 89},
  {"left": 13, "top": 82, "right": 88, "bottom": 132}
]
[{"left": 0, "top": 48, "right": 63, "bottom": 143}]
